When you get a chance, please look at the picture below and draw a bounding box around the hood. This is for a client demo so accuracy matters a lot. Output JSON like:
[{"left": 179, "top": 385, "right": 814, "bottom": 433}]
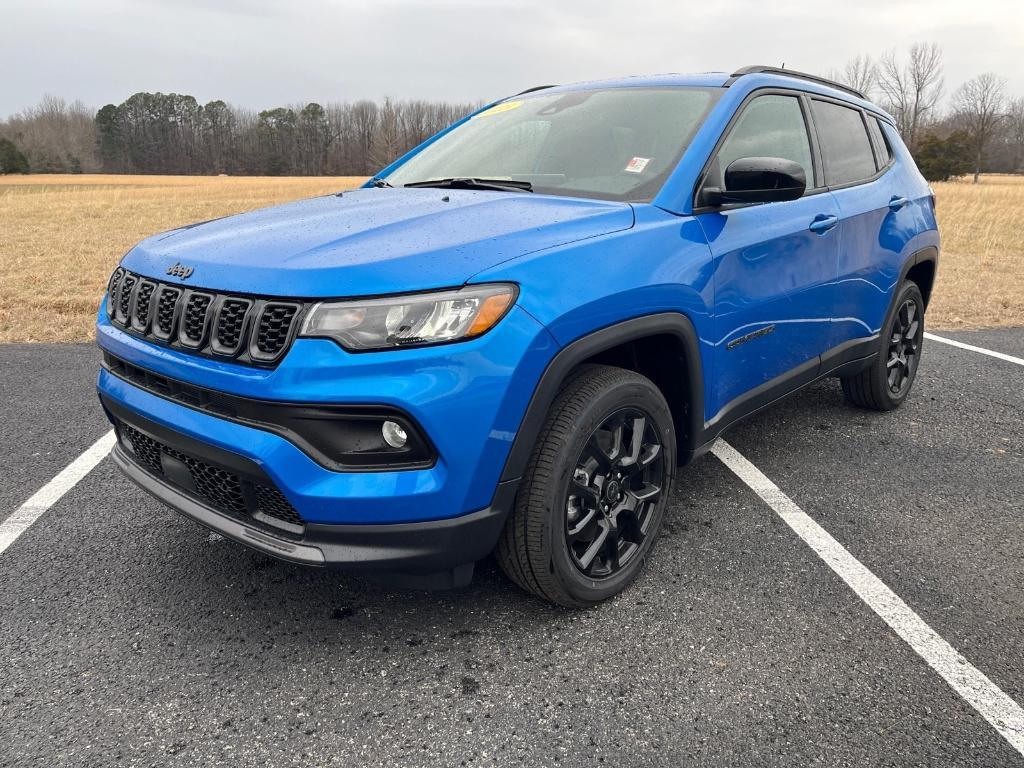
[{"left": 121, "top": 188, "right": 635, "bottom": 297}]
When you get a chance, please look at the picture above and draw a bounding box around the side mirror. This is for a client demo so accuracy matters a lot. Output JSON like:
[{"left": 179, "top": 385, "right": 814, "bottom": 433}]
[{"left": 702, "top": 157, "right": 807, "bottom": 206}]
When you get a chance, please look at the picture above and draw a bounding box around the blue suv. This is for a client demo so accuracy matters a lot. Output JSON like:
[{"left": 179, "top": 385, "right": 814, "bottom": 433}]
[{"left": 97, "top": 67, "right": 939, "bottom": 606}]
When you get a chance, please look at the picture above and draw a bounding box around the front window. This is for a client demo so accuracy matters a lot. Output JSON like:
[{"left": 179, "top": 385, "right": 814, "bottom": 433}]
[
  {"left": 385, "top": 87, "right": 720, "bottom": 202},
  {"left": 710, "top": 94, "right": 814, "bottom": 190}
]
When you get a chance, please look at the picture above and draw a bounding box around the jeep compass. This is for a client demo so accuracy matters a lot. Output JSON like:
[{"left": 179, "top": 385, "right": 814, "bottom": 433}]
[{"left": 97, "top": 66, "right": 939, "bottom": 606}]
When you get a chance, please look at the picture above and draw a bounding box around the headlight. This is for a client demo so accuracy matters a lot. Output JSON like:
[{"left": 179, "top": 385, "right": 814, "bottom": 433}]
[{"left": 299, "top": 283, "right": 517, "bottom": 351}]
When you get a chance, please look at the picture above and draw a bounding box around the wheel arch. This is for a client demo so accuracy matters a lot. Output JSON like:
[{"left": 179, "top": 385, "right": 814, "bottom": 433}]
[
  {"left": 499, "top": 313, "right": 704, "bottom": 483},
  {"left": 904, "top": 247, "right": 938, "bottom": 309}
]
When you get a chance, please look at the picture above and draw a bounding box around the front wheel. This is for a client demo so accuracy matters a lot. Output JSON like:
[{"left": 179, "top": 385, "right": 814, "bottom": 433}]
[
  {"left": 841, "top": 280, "right": 925, "bottom": 411},
  {"left": 496, "top": 365, "right": 676, "bottom": 607}
]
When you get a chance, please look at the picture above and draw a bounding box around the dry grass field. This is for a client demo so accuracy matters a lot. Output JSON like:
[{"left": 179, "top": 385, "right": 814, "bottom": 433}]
[
  {"left": 0, "top": 175, "right": 365, "bottom": 342},
  {"left": 1, "top": 173, "right": 1022, "bottom": 342},
  {"left": 926, "top": 174, "right": 1024, "bottom": 328}
]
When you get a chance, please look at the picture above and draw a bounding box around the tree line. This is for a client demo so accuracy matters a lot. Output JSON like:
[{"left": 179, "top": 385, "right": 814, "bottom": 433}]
[
  {"left": 2, "top": 44, "right": 1023, "bottom": 181},
  {"left": 0, "top": 94, "right": 478, "bottom": 177}
]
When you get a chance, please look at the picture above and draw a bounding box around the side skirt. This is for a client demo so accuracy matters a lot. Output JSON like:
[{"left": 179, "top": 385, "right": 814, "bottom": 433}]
[{"left": 693, "top": 335, "right": 878, "bottom": 459}]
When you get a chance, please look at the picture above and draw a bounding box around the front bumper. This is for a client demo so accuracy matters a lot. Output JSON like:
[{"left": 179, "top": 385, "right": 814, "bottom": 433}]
[
  {"left": 106, "top": 397, "right": 517, "bottom": 585},
  {"left": 96, "top": 301, "right": 555, "bottom": 579},
  {"left": 96, "top": 304, "right": 555, "bottom": 525}
]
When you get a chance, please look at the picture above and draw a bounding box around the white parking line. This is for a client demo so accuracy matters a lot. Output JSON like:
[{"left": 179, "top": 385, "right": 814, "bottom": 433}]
[
  {"left": 711, "top": 439, "right": 1024, "bottom": 757},
  {"left": 925, "top": 332, "right": 1024, "bottom": 367},
  {"left": 0, "top": 430, "right": 115, "bottom": 556}
]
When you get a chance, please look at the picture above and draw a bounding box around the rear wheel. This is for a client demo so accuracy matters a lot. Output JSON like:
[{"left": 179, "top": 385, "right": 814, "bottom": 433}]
[
  {"left": 841, "top": 281, "right": 924, "bottom": 411},
  {"left": 496, "top": 365, "right": 676, "bottom": 607}
]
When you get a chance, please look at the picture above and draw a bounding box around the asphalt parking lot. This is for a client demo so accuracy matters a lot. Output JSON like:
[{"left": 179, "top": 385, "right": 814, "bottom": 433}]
[{"left": 1, "top": 329, "right": 1022, "bottom": 767}]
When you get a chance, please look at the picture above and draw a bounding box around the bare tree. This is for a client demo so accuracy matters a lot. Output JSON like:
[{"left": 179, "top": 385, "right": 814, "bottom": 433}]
[
  {"left": 877, "top": 43, "right": 944, "bottom": 150},
  {"left": 1007, "top": 97, "right": 1024, "bottom": 173},
  {"left": 952, "top": 73, "right": 1007, "bottom": 183},
  {"left": 0, "top": 95, "right": 98, "bottom": 172},
  {"left": 829, "top": 55, "right": 877, "bottom": 98}
]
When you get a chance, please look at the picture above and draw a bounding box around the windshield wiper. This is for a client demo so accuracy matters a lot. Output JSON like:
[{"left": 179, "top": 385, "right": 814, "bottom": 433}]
[
  {"left": 370, "top": 177, "right": 393, "bottom": 188},
  {"left": 403, "top": 177, "right": 533, "bottom": 193}
]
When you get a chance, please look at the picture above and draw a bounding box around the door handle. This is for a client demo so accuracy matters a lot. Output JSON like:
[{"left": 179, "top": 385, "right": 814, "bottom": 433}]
[
  {"left": 809, "top": 214, "right": 838, "bottom": 234},
  {"left": 888, "top": 196, "right": 909, "bottom": 211}
]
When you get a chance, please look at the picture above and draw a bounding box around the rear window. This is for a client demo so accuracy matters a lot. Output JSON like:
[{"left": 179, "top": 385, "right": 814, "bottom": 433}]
[
  {"left": 811, "top": 100, "right": 877, "bottom": 186},
  {"left": 866, "top": 117, "right": 893, "bottom": 169}
]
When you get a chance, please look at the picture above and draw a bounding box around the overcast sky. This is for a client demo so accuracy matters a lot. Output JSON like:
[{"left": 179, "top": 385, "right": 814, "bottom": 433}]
[{"left": 2, "top": 0, "right": 1022, "bottom": 116}]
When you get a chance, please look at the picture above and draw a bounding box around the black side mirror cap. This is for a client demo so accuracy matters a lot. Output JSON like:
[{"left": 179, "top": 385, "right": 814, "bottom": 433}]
[{"left": 709, "top": 156, "right": 807, "bottom": 206}]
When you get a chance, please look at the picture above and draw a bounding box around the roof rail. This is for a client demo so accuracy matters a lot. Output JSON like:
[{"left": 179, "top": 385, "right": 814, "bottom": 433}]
[
  {"left": 514, "top": 84, "right": 559, "bottom": 96},
  {"left": 727, "top": 65, "right": 866, "bottom": 100}
]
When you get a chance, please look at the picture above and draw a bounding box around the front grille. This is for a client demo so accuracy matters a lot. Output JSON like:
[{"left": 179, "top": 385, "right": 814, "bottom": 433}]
[
  {"left": 107, "top": 270, "right": 304, "bottom": 367},
  {"left": 118, "top": 420, "right": 305, "bottom": 535}
]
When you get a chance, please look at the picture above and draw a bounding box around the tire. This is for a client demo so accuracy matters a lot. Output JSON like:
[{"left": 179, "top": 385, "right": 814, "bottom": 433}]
[
  {"left": 496, "top": 365, "right": 676, "bottom": 607},
  {"left": 841, "top": 280, "right": 925, "bottom": 411}
]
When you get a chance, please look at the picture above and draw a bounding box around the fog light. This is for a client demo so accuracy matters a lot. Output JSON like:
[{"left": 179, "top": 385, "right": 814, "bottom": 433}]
[{"left": 382, "top": 420, "right": 408, "bottom": 449}]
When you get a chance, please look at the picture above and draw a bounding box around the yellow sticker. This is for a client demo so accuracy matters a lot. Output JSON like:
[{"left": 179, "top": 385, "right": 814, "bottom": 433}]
[{"left": 475, "top": 100, "right": 523, "bottom": 118}]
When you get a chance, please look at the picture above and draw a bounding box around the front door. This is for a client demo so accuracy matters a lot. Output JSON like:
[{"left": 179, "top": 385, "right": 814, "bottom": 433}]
[{"left": 695, "top": 92, "right": 840, "bottom": 418}]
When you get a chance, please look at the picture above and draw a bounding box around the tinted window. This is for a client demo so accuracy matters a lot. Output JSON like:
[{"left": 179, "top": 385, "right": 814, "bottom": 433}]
[
  {"left": 708, "top": 94, "right": 813, "bottom": 192},
  {"left": 812, "top": 100, "right": 877, "bottom": 185},
  {"left": 866, "top": 117, "right": 892, "bottom": 168}
]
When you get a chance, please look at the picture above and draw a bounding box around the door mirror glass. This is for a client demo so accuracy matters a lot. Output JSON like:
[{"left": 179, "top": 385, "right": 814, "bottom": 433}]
[{"left": 704, "top": 156, "right": 807, "bottom": 205}]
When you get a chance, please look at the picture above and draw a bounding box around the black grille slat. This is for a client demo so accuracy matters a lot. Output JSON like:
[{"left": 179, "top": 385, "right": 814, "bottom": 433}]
[
  {"left": 154, "top": 286, "right": 182, "bottom": 339},
  {"left": 130, "top": 280, "right": 157, "bottom": 332},
  {"left": 179, "top": 293, "right": 213, "bottom": 347},
  {"left": 117, "top": 274, "right": 137, "bottom": 322},
  {"left": 214, "top": 298, "right": 251, "bottom": 355},
  {"left": 253, "top": 303, "right": 299, "bottom": 361},
  {"left": 117, "top": 420, "right": 304, "bottom": 532},
  {"left": 108, "top": 271, "right": 303, "bottom": 367},
  {"left": 107, "top": 268, "right": 125, "bottom": 319}
]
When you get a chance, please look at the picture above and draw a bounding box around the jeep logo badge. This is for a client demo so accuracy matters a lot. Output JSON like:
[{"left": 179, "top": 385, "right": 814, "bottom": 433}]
[{"left": 166, "top": 262, "right": 194, "bottom": 279}]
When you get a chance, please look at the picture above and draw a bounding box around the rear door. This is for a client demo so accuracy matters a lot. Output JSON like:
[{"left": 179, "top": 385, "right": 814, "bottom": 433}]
[
  {"left": 695, "top": 92, "right": 841, "bottom": 419},
  {"left": 809, "top": 98, "right": 899, "bottom": 352}
]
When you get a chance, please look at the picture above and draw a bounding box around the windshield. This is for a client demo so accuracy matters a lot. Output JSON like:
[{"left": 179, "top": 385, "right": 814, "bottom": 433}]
[{"left": 384, "top": 87, "right": 720, "bottom": 203}]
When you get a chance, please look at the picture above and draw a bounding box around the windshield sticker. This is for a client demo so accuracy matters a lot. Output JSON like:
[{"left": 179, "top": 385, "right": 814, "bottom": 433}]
[
  {"left": 476, "top": 100, "right": 524, "bottom": 118},
  {"left": 624, "top": 157, "right": 651, "bottom": 173}
]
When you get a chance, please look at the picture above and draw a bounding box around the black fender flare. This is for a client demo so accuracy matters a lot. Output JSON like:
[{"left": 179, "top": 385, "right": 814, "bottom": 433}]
[
  {"left": 883, "top": 245, "right": 938, "bottom": 332},
  {"left": 898, "top": 245, "right": 938, "bottom": 305},
  {"left": 499, "top": 312, "right": 705, "bottom": 483}
]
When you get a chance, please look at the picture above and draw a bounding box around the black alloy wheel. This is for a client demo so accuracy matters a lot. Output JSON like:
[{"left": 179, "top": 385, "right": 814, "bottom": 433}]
[
  {"left": 565, "top": 408, "right": 665, "bottom": 579},
  {"left": 886, "top": 297, "right": 921, "bottom": 396}
]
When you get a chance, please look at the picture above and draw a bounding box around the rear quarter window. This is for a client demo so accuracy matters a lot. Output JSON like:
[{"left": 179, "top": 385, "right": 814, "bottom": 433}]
[
  {"left": 866, "top": 117, "right": 893, "bottom": 169},
  {"left": 811, "top": 100, "right": 878, "bottom": 186}
]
